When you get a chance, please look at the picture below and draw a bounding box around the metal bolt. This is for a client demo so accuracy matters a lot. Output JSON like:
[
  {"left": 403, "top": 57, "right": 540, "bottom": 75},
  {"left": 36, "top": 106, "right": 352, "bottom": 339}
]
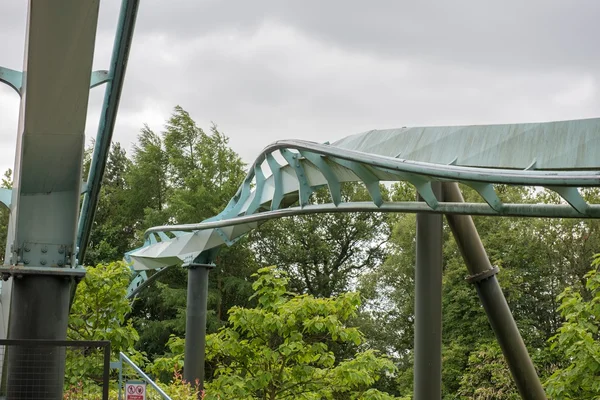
[
  {"left": 57, "top": 259, "right": 64, "bottom": 267},
  {"left": 23, "top": 259, "right": 29, "bottom": 265},
  {"left": 40, "top": 259, "right": 46, "bottom": 265},
  {"left": 41, "top": 246, "right": 48, "bottom": 254},
  {"left": 58, "top": 246, "right": 64, "bottom": 254},
  {"left": 24, "top": 245, "right": 30, "bottom": 252}
]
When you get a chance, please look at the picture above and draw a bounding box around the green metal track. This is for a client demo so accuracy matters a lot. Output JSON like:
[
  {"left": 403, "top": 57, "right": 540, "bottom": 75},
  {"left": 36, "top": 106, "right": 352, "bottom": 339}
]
[{"left": 127, "top": 139, "right": 600, "bottom": 274}]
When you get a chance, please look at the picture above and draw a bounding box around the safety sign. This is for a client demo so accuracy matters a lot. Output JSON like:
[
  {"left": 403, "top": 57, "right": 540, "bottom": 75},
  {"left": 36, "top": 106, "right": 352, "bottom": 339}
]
[{"left": 125, "top": 381, "right": 146, "bottom": 400}]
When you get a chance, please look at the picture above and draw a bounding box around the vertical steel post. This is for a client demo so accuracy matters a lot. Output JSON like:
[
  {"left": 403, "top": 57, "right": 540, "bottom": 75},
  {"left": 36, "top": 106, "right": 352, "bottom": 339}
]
[
  {"left": 6, "top": 276, "right": 72, "bottom": 399},
  {"left": 414, "top": 182, "right": 443, "bottom": 400},
  {"left": 442, "top": 182, "right": 546, "bottom": 400},
  {"left": 184, "top": 264, "right": 212, "bottom": 390}
]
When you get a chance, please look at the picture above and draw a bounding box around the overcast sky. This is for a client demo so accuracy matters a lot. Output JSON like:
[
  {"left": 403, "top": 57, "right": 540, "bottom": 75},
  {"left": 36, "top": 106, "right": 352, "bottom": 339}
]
[{"left": 0, "top": 0, "right": 599, "bottom": 174}]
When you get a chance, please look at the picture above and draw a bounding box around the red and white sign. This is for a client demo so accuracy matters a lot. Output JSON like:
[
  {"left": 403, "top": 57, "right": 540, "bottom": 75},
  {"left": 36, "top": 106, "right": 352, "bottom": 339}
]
[{"left": 125, "top": 382, "right": 146, "bottom": 400}]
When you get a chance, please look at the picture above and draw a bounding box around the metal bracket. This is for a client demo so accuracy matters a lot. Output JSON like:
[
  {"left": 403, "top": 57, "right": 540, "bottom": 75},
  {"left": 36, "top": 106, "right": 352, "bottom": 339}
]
[
  {"left": 266, "top": 153, "right": 284, "bottom": 210},
  {"left": 0, "top": 266, "right": 86, "bottom": 281},
  {"left": 0, "top": 67, "right": 23, "bottom": 95},
  {"left": 280, "top": 149, "right": 313, "bottom": 207},
  {"left": 185, "top": 263, "right": 216, "bottom": 270},
  {"left": 466, "top": 266, "right": 500, "bottom": 284},
  {"left": 0, "top": 188, "right": 12, "bottom": 209},
  {"left": 18, "top": 242, "right": 70, "bottom": 268},
  {"left": 90, "top": 70, "right": 110, "bottom": 88}
]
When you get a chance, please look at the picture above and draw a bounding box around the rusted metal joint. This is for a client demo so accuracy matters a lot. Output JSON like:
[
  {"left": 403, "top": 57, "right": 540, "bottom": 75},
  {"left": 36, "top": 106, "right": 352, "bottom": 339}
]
[{"left": 466, "top": 266, "right": 500, "bottom": 284}]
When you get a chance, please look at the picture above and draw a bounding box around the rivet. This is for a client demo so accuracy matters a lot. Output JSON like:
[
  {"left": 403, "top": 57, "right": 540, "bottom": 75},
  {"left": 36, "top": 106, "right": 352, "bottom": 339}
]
[
  {"left": 23, "top": 259, "right": 29, "bottom": 265},
  {"left": 24, "top": 246, "right": 30, "bottom": 253},
  {"left": 41, "top": 246, "right": 48, "bottom": 254},
  {"left": 57, "top": 260, "right": 64, "bottom": 267},
  {"left": 40, "top": 259, "right": 46, "bottom": 265},
  {"left": 58, "top": 246, "right": 64, "bottom": 254}
]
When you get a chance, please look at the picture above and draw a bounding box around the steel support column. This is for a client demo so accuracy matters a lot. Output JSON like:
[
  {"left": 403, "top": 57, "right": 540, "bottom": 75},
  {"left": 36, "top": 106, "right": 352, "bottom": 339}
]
[
  {"left": 6, "top": 276, "right": 71, "bottom": 399},
  {"left": 184, "top": 263, "right": 213, "bottom": 389},
  {"left": 442, "top": 182, "right": 546, "bottom": 400},
  {"left": 414, "top": 182, "right": 443, "bottom": 400}
]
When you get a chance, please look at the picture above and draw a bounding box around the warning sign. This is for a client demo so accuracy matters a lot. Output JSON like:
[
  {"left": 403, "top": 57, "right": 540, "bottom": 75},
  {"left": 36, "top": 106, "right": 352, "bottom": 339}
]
[{"left": 125, "top": 381, "right": 146, "bottom": 400}]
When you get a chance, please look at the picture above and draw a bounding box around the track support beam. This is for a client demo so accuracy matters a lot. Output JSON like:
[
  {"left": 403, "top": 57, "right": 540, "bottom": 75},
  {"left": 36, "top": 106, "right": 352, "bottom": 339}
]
[
  {"left": 6, "top": 275, "right": 72, "bottom": 399},
  {"left": 414, "top": 182, "right": 443, "bottom": 399},
  {"left": 442, "top": 182, "right": 546, "bottom": 400},
  {"left": 184, "top": 263, "right": 213, "bottom": 390}
]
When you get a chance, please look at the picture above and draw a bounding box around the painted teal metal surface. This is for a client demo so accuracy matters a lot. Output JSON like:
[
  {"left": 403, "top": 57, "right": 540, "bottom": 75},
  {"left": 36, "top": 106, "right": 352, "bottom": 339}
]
[
  {"left": 333, "top": 117, "right": 600, "bottom": 170},
  {"left": 0, "top": 68, "right": 110, "bottom": 96},
  {"left": 129, "top": 135, "right": 600, "bottom": 271},
  {"left": 0, "top": 189, "right": 11, "bottom": 210},
  {"left": 90, "top": 70, "right": 110, "bottom": 88},
  {"left": 0, "top": 67, "right": 22, "bottom": 95},
  {"left": 280, "top": 149, "right": 312, "bottom": 207}
]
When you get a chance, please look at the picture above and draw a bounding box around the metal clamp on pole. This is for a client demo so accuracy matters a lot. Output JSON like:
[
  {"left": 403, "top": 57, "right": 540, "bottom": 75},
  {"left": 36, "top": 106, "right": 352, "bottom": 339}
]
[
  {"left": 466, "top": 265, "right": 500, "bottom": 284},
  {"left": 186, "top": 263, "right": 215, "bottom": 270}
]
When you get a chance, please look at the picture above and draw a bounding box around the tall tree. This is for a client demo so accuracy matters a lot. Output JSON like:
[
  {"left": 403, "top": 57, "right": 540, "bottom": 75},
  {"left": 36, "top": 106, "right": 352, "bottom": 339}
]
[
  {"left": 126, "top": 125, "right": 170, "bottom": 236},
  {"left": 85, "top": 143, "right": 134, "bottom": 266},
  {"left": 252, "top": 183, "right": 391, "bottom": 298},
  {"left": 129, "top": 106, "right": 257, "bottom": 359}
]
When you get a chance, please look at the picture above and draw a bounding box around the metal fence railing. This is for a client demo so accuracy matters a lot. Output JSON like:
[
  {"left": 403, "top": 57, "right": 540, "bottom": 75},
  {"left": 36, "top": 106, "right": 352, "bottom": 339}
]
[
  {"left": 0, "top": 339, "right": 110, "bottom": 400},
  {"left": 113, "top": 352, "right": 172, "bottom": 400}
]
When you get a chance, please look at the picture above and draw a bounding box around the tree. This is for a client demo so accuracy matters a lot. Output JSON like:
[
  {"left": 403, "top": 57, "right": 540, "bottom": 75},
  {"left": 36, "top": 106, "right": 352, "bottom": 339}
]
[
  {"left": 68, "top": 261, "right": 140, "bottom": 353},
  {"left": 129, "top": 106, "right": 258, "bottom": 359},
  {"left": 358, "top": 183, "right": 600, "bottom": 396},
  {"left": 456, "top": 341, "right": 519, "bottom": 399},
  {"left": 252, "top": 184, "right": 390, "bottom": 298},
  {"left": 66, "top": 261, "right": 145, "bottom": 389},
  {"left": 125, "top": 125, "right": 170, "bottom": 236},
  {"left": 163, "top": 106, "right": 246, "bottom": 224},
  {"left": 84, "top": 143, "right": 137, "bottom": 266},
  {"left": 545, "top": 254, "right": 600, "bottom": 399},
  {"left": 153, "top": 267, "right": 402, "bottom": 400}
]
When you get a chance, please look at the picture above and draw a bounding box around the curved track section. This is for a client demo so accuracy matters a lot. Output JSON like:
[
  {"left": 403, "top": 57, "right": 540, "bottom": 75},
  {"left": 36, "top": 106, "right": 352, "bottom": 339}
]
[{"left": 128, "top": 136, "right": 600, "bottom": 275}]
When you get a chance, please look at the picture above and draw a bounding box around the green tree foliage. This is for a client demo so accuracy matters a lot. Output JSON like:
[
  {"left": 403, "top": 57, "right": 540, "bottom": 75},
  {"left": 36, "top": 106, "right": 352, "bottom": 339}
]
[
  {"left": 153, "top": 267, "right": 401, "bottom": 399},
  {"left": 545, "top": 254, "right": 600, "bottom": 399},
  {"left": 66, "top": 261, "right": 144, "bottom": 387},
  {"left": 164, "top": 106, "right": 245, "bottom": 223},
  {"left": 125, "top": 125, "right": 170, "bottom": 235},
  {"left": 360, "top": 184, "right": 600, "bottom": 397},
  {"left": 68, "top": 261, "right": 140, "bottom": 353},
  {"left": 126, "top": 106, "right": 258, "bottom": 359},
  {"left": 456, "top": 341, "right": 519, "bottom": 399},
  {"left": 86, "top": 143, "right": 134, "bottom": 266},
  {"left": 252, "top": 184, "right": 390, "bottom": 298}
]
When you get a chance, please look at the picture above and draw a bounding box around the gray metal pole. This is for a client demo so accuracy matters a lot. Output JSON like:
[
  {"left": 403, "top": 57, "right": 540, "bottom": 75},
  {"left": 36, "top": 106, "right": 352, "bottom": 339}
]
[
  {"left": 414, "top": 182, "right": 443, "bottom": 400},
  {"left": 184, "top": 264, "right": 212, "bottom": 390},
  {"left": 441, "top": 182, "right": 546, "bottom": 400},
  {"left": 6, "top": 275, "right": 72, "bottom": 399}
]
